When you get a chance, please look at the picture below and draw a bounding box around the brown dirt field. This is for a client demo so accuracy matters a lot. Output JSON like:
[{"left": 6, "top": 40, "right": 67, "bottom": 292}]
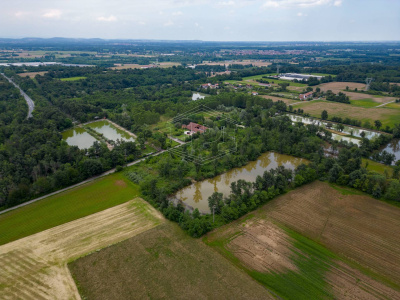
[
  {"left": 327, "top": 261, "right": 400, "bottom": 300},
  {"left": 69, "top": 222, "right": 274, "bottom": 300},
  {"left": 260, "top": 95, "right": 299, "bottom": 104},
  {"left": 226, "top": 219, "right": 298, "bottom": 273},
  {"left": 317, "top": 82, "right": 396, "bottom": 103},
  {"left": 262, "top": 181, "right": 400, "bottom": 286},
  {"left": 294, "top": 100, "right": 399, "bottom": 126},
  {"left": 0, "top": 199, "right": 163, "bottom": 300},
  {"left": 17, "top": 71, "right": 48, "bottom": 78}
]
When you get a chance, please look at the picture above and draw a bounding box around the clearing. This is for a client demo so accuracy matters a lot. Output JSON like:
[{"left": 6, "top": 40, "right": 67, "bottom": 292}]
[
  {"left": 260, "top": 95, "right": 302, "bottom": 104},
  {"left": 0, "top": 198, "right": 163, "bottom": 300},
  {"left": 17, "top": 71, "right": 48, "bottom": 78},
  {"left": 317, "top": 82, "right": 396, "bottom": 104},
  {"left": 60, "top": 77, "right": 87, "bottom": 81},
  {"left": 292, "top": 100, "right": 400, "bottom": 127},
  {"left": 206, "top": 181, "right": 400, "bottom": 299},
  {"left": 0, "top": 172, "right": 139, "bottom": 246},
  {"left": 69, "top": 221, "right": 275, "bottom": 300}
]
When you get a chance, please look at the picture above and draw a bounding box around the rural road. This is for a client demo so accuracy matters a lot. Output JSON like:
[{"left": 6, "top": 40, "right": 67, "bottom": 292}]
[
  {"left": 376, "top": 100, "right": 397, "bottom": 108},
  {"left": 0, "top": 144, "right": 184, "bottom": 215},
  {"left": 1, "top": 73, "right": 35, "bottom": 118}
]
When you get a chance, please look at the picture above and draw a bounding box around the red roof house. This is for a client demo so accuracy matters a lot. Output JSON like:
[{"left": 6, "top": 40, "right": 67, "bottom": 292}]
[{"left": 182, "top": 122, "right": 208, "bottom": 135}]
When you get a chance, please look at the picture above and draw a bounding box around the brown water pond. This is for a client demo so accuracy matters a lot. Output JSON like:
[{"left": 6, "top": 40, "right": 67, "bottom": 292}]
[{"left": 174, "top": 152, "right": 307, "bottom": 213}]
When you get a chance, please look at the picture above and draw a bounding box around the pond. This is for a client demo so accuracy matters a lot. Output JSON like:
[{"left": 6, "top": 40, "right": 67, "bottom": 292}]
[
  {"left": 287, "top": 114, "right": 380, "bottom": 140},
  {"left": 62, "top": 127, "right": 98, "bottom": 149},
  {"left": 381, "top": 139, "right": 400, "bottom": 162},
  {"left": 86, "top": 120, "right": 135, "bottom": 142},
  {"left": 192, "top": 93, "right": 206, "bottom": 101},
  {"left": 174, "top": 152, "right": 307, "bottom": 213}
]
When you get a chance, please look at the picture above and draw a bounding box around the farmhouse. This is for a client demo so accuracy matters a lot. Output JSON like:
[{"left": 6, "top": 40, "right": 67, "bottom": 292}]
[
  {"left": 182, "top": 122, "right": 208, "bottom": 135},
  {"left": 201, "top": 83, "right": 219, "bottom": 89},
  {"left": 251, "top": 91, "right": 259, "bottom": 96},
  {"left": 299, "top": 91, "right": 313, "bottom": 100}
]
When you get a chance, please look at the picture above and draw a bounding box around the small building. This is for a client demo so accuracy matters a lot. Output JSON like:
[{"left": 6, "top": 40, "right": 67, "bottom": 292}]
[
  {"left": 182, "top": 122, "right": 208, "bottom": 135},
  {"left": 299, "top": 91, "right": 313, "bottom": 101},
  {"left": 251, "top": 91, "right": 259, "bottom": 96}
]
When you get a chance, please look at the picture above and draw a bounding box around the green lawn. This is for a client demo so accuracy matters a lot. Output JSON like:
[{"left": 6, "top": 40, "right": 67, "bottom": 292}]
[
  {"left": 0, "top": 172, "right": 139, "bottom": 246},
  {"left": 60, "top": 76, "right": 87, "bottom": 81}
]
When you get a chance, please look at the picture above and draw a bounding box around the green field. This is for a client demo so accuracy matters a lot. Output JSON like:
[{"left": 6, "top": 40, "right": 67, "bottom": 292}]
[
  {"left": 226, "top": 73, "right": 307, "bottom": 88},
  {"left": 350, "top": 98, "right": 381, "bottom": 108},
  {"left": 60, "top": 76, "right": 87, "bottom": 81},
  {"left": 362, "top": 158, "right": 394, "bottom": 176},
  {"left": 0, "top": 172, "right": 139, "bottom": 245},
  {"left": 292, "top": 100, "right": 400, "bottom": 128}
]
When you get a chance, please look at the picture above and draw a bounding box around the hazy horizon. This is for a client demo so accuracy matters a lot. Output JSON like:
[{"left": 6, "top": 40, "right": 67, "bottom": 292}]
[{"left": 1, "top": 0, "right": 399, "bottom": 42}]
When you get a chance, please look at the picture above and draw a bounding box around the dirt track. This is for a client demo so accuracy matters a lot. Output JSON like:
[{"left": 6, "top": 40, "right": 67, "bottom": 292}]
[{"left": 0, "top": 199, "right": 163, "bottom": 300}]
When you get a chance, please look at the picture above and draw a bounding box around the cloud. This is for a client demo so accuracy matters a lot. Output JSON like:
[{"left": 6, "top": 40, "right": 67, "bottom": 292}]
[
  {"left": 263, "top": 0, "right": 343, "bottom": 8},
  {"left": 15, "top": 11, "right": 30, "bottom": 18},
  {"left": 42, "top": 9, "right": 62, "bottom": 19},
  {"left": 217, "top": 1, "right": 236, "bottom": 6},
  {"left": 297, "top": 12, "right": 308, "bottom": 16},
  {"left": 164, "top": 20, "right": 174, "bottom": 26},
  {"left": 333, "top": 0, "right": 342, "bottom": 6},
  {"left": 172, "top": 11, "right": 183, "bottom": 16},
  {"left": 97, "top": 15, "right": 117, "bottom": 22}
]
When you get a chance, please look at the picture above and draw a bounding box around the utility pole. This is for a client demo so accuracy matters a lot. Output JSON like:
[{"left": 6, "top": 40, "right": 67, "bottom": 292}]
[
  {"left": 212, "top": 205, "right": 216, "bottom": 223},
  {"left": 365, "top": 78, "right": 373, "bottom": 91}
]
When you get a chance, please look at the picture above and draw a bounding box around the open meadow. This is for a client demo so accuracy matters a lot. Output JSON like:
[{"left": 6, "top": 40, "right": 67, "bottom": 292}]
[
  {"left": 205, "top": 181, "right": 400, "bottom": 299},
  {"left": 292, "top": 100, "right": 400, "bottom": 127},
  {"left": 317, "top": 82, "right": 397, "bottom": 104},
  {"left": 69, "top": 221, "right": 274, "bottom": 300},
  {"left": 0, "top": 198, "right": 163, "bottom": 300},
  {"left": 0, "top": 172, "right": 139, "bottom": 246}
]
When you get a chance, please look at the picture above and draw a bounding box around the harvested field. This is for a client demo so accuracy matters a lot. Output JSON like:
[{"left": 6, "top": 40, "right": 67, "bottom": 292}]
[
  {"left": 260, "top": 95, "right": 299, "bottom": 104},
  {"left": 69, "top": 222, "right": 274, "bottom": 300},
  {"left": 293, "top": 100, "right": 400, "bottom": 127},
  {"left": 0, "top": 199, "right": 163, "bottom": 300},
  {"left": 317, "top": 82, "right": 396, "bottom": 104},
  {"left": 206, "top": 181, "right": 400, "bottom": 299},
  {"left": 17, "top": 71, "right": 48, "bottom": 78},
  {"left": 263, "top": 181, "right": 400, "bottom": 286}
]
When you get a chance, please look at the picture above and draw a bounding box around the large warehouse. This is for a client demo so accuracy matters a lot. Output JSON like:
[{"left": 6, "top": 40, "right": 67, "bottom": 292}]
[{"left": 279, "top": 73, "right": 324, "bottom": 81}]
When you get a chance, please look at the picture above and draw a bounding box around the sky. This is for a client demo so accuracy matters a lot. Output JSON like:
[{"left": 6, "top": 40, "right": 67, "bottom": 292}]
[{"left": 1, "top": 0, "right": 399, "bottom": 41}]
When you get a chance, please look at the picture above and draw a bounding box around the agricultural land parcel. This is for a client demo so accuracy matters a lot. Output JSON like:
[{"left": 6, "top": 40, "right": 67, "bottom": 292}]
[
  {"left": 0, "top": 172, "right": 139, "bottom": 246},
  {"left": 292, "top": 100, "right": 400, "bottom": 127},
  {"left": 205, "top": 181, "right": 400, "bottom": 299},
  {"left": 69, "top": 221, "right": 275, "bottom": 300},
  {"left": 0, "top": 198, "right": 163, "bottom": 300}
]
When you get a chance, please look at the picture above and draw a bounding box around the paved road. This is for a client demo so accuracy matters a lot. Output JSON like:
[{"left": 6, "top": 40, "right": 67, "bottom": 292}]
[
  {"left": 1, "top": 73, "right": 35, "bottom": 118},
  {"left": 0, "top": 143, "right": 186, "bottom": 215}
]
